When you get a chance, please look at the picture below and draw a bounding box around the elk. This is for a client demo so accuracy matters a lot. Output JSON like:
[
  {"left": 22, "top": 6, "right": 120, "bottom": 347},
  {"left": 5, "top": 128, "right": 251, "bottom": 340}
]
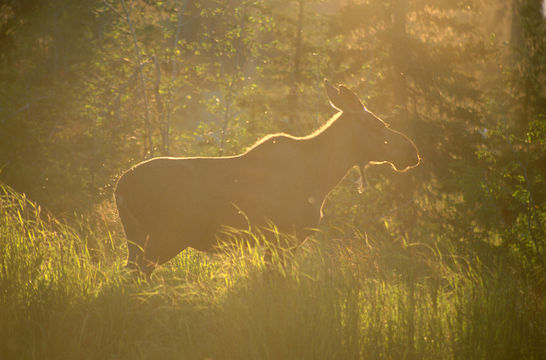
[{"left": 115, "top": 80, "right": 420, "bottom": 277}]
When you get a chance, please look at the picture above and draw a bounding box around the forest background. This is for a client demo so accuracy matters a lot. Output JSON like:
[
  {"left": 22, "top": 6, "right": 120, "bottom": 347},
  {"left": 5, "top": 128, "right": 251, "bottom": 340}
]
[{"left": 0, "top": 0, "right": 545, "bottom": 359}]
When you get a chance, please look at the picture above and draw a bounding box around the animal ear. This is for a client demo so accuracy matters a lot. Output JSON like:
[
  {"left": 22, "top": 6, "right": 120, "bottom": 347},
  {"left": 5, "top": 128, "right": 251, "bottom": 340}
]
[
  {"left": 338, "top": 86, "right": 364, "bottom": 113},
  {"left": 325, "top": 80, "right": 343, "bottom": 111},
  {"left": 324, "top": 80, "right": 364, "bottom": 113}
]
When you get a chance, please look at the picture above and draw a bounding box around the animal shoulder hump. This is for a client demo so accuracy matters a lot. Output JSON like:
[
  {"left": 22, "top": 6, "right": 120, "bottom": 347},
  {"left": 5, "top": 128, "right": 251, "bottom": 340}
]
[
  {"left": 252, "top": 134, "right": 296, "bottom": 150},
  {"left": 244, "top": 135, "right": 296, "bottom": 160}
]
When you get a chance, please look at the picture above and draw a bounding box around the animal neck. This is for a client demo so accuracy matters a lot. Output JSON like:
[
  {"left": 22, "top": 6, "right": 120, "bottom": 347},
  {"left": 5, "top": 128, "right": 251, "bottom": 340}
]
[{"left": 304, "top": 114, "right": 361, "bottom": 199}]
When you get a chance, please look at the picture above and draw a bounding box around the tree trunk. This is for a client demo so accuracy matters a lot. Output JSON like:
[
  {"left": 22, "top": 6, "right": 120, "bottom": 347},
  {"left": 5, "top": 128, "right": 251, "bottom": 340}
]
[
  {"left": 289, "top": 0, "right": 305, "bottom": 128},
  {"left": 391, "top": 0, "right": 409, "bottom": 123}
]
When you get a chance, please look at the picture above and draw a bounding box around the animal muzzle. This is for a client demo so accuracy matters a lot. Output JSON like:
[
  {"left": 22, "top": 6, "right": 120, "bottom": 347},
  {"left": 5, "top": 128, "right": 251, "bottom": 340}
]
[
  {"left": 387, "top": 130, "right": 420, "bottom": 172},
  {"left": 394, "top": 152, "right": 420, "bottom": 172}
]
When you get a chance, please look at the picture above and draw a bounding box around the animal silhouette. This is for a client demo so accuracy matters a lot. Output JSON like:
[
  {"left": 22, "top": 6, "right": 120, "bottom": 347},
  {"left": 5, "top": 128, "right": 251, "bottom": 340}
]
[{"left": 115, "top": 80, "right": 420, "bottom": 276}]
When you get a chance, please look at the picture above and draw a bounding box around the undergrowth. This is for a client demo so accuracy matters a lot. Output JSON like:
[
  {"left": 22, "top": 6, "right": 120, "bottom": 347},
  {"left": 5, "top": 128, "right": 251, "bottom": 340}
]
[{"left": 0, "top": 183, "right": 544, "bottom": 359}]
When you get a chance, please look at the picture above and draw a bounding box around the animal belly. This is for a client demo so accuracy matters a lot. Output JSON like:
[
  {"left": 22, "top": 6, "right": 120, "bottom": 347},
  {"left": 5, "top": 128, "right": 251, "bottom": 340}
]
[
  {"left": 183, "top": 202, "right": 249, "bottom": 252},
  {"left": 231, "top": 197, "right": 321, "bottom": 236}
]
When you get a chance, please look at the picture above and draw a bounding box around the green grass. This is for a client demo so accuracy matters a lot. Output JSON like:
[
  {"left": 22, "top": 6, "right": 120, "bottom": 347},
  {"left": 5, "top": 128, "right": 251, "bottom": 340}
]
[{"left": 1, "top": 183, "right": 544, "bottom": 359}]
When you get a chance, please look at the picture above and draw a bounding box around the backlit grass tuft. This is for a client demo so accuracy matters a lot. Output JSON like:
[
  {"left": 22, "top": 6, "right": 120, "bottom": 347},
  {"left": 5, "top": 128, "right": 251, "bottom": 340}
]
[{"left": 1, "top": 183, "right": 544, "bottom": 359}]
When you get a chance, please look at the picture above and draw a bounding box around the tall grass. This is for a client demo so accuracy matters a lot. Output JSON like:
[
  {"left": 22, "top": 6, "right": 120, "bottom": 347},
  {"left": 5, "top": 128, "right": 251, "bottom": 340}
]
[{"left": 1, "top": 183, "right": 544, "bottom": 359}]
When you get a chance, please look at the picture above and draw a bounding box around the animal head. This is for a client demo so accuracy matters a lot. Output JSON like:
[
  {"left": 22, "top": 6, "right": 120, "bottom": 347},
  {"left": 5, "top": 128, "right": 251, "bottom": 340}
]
[{"left": 325, "top": 80, "right": 420, "bottom": 172}]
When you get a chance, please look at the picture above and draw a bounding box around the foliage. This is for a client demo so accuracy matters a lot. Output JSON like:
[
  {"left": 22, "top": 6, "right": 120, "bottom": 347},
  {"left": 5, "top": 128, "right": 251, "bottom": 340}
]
[{"left": 0, "top": 0, "right": 545, "bottom": 357}]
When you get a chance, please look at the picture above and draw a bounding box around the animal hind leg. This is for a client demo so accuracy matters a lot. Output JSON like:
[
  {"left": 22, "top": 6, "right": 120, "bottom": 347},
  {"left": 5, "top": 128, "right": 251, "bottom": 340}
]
[
  {"left": 126, "top": 234, "right": 146, "bottom": 271},
  {"left": 144, "top": 231, "right": 188, "bottom": 271},
  {"left": 125, "top": 229, "right": 158, "bottom": 278},
  {"left": 116, "top": 196, "right": 149, "bottom": 275},
  {"left": 124, "top": 226, "right": 174, "bottom": 278},
  {"left": 127, "top": 232, "right": 157, "bottom": 279},
  {"left": 117, "top": 197, "right": 187, "bottom": 277}
]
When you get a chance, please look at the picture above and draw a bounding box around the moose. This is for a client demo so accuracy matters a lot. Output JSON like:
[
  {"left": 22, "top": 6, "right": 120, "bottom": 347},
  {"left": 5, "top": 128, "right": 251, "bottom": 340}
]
[{"left": 115, "top": 80, "right": 420, "bottom": 277}]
